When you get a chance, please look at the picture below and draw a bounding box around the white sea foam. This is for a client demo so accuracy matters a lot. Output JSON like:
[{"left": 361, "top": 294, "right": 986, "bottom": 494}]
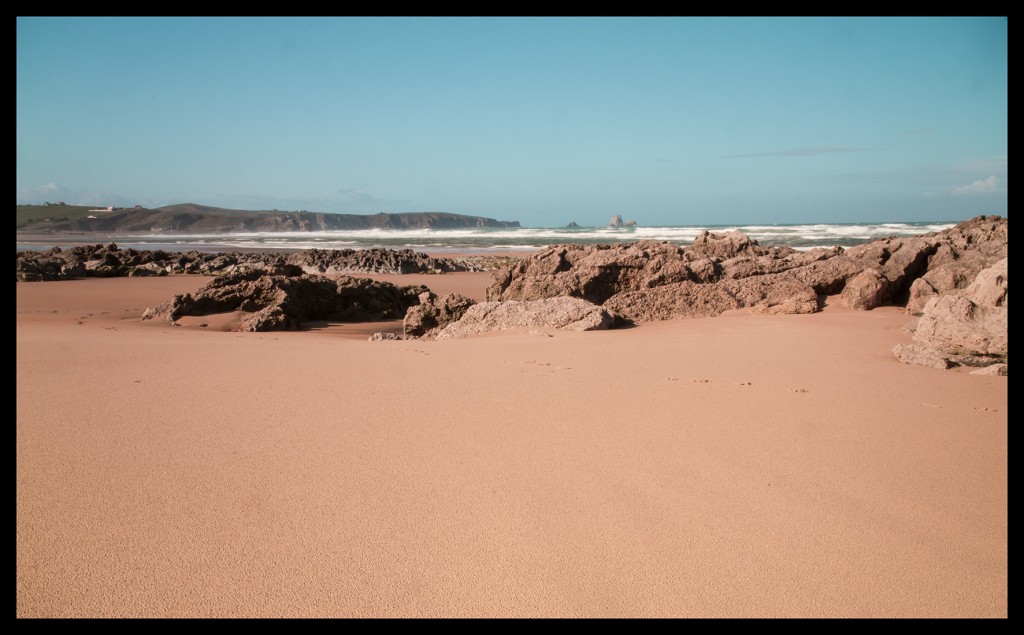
[{"left": 21, "top": 221, "right": 958, "bottom": 253}]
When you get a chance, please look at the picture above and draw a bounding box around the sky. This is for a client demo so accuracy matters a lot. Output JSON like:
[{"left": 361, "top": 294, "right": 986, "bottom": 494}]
[{"left": 16, "top": 17, "right": 1007, "bottom": 227}]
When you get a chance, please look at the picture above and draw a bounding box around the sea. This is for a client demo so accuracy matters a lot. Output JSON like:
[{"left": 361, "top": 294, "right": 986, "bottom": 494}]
[{"left": 16, "top": 221, "right": 958, "bottom": 254}]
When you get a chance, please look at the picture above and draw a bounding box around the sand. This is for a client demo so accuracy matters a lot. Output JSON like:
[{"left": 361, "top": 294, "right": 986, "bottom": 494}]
[{"left": 16, "top": 274, "right": 1007, "bottom": 618}]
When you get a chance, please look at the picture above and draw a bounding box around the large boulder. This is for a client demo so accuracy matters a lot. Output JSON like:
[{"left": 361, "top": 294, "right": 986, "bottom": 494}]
[
  {"left": 894, "top": 258, "right": 1007, "bottom": 370},
  {"left": 912, "top": 258, "right": 1007, "bottom": 359},
  {"left": 688, "top": 229, "right": 762, "bottom": 260},
  {"left": 435, "top": 297, "right": 613, "bottom": 340},
  {"left": 892, "top": 344, "right": 955, "bottom": 369},
  {"left": 841, "top": 269, "right": 888, "bottom": 310},
  {"left": 905, "top": 254, "right": 994, "bottom": 315},
  {"left": 403, "top": 291, "right": 477, "bottom": 338}
]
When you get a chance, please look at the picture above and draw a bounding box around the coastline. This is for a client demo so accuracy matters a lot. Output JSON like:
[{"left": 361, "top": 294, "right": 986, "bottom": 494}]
[
  {"left": 16, "top": 273, "right": 1008, "bottom": 617},
  {"left": 14, "top": 219, "right": 960, "bottom": 256}
]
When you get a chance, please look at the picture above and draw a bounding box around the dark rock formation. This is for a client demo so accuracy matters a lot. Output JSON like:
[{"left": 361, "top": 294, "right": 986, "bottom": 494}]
[
  {"left": 435, "top": 297, "right": 614, "bottom": 340},
  {"left": 403, "top": 292, "right": 478, "bottom": 338},
  {"left": 16, "top": 244, "right": 490, "bottom": 281},
  {"left": 142, "top": 268, "right": 427, "bottom": 332}
]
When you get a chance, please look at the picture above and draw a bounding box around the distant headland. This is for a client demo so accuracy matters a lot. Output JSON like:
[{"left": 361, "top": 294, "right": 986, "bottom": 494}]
[{"left": 15, "top": 203, "right": 521, "bottom": 234}]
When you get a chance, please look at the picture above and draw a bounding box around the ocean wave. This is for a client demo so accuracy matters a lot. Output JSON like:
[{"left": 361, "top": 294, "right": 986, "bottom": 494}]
[{"left": 19, "top": 221, "right": 959, "bottom": 253}]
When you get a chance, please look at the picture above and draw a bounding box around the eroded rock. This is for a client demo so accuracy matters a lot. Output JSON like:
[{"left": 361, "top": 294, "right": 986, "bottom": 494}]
[{"left": 436, "top": 296, "right": 613, "bottom": 340}]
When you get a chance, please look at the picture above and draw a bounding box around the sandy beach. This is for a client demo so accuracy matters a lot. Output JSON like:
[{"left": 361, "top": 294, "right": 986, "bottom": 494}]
[{"left": 16, "top": 273, "right": 1007, "bottom": 617}]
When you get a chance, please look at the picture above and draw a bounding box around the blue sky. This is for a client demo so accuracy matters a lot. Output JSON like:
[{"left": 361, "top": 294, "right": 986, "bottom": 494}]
[{"left": 16, "top": 17, "right": 1007, "bottom": 227}]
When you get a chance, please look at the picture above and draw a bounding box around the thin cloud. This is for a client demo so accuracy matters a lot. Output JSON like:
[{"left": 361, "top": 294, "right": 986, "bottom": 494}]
[
  {"left": 819, "top": 160, "right": 1008, "bottom": 191},
  {"left": 727, "top": 146, "right": 873, "bottom": 158},
  {"left": 952, "top": 175, "right": 1003, "bottom": 195}
]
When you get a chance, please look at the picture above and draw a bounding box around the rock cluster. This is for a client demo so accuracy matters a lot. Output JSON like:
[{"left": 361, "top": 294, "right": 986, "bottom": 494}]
[
  {"left": 16, "top": 244, "right": 487, "bottom": 281},
  {"left": 478, "top": 216, "right": 1007, "bottom": 368},
  {"left": 485, "top": 216, "right": 1007, "bottom": 326},
  {"left": 35, "top": 217, "right": 1006, "bottom": 364},
  {"left": 286, "top": 248, "right": 480, "bottom": 275}
]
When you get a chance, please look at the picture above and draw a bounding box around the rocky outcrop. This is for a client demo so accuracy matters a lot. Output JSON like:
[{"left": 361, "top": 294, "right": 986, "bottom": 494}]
[
  {"left": 486, "top": 241, "right": 715, "bottom": 305},
  {"left": 403, "top": 292, "right": 478, "bottom": 338},
  {"left": 894, "top": 258, "right": 1007, "bottom": 371},
  {"left": 16, "top": 244, "right": 492, "bottom": 281},
  {"left": 845, "top": 215, "right": 1008, "bottom": 309},
  {"left": 604, "top": 276, "right": 819, "bottom": 322},
  {"left": 142, "top": 269, "right": 427, "bottom": 332},
  {"left": 435, "top": 297, "right": 613, "bottom": 340},
  {"left": 484, "top": 216, "right": 1007, "bottom": 324}
]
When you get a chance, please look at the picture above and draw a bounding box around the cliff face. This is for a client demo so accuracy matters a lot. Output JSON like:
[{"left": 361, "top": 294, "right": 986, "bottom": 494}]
[{"left": 18, "top": 204, "right": 520, "bottom": 234}]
